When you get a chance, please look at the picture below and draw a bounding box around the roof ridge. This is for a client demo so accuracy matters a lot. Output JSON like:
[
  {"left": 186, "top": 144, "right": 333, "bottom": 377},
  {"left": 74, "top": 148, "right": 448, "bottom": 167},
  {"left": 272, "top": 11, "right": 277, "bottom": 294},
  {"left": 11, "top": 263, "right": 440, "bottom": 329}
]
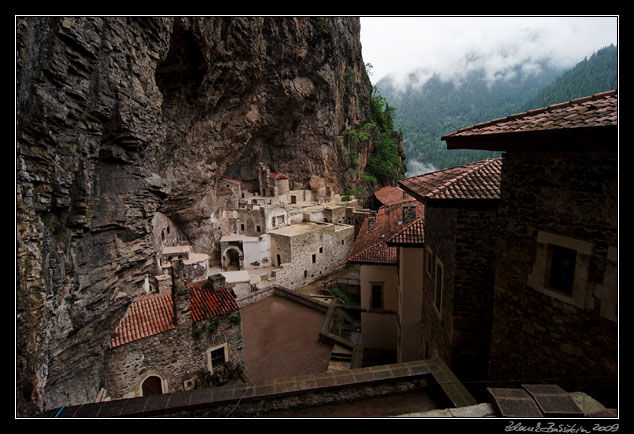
[
  {"left": 349, "top": 238, "right": 387, "bottom": 260},
  {"left": 443, "top": 89, "right": 617, "bottom": 139},
  {"left": 426, "top": 158, "right": 500, "bottom": 198}
]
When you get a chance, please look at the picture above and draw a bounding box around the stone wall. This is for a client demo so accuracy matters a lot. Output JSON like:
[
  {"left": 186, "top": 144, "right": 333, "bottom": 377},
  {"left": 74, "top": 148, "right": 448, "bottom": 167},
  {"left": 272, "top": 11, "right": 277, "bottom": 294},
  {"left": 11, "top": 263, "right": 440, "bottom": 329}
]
[
  {"left": 271, "top": 223, "right": 355, "bottom": 289},
  {"left": 45, "top": 359, "right": 477, "bottom": 418},
  {"left": 451, "top": 206, "right": 498, "bottom": 384},
  {"left": 489, "top": 150, "right": 618, "bottom": 407},
  {"left": 421, "top": 206, "right": 457, "bottom": 365},
  {"left": 104, "top": 312, "right": 244, "bottom": 401}
]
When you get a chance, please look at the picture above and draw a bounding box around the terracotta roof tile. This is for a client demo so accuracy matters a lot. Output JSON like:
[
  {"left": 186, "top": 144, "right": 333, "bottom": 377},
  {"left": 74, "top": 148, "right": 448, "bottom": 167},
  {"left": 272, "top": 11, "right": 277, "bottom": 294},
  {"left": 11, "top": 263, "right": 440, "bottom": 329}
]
[
  {"left": 442, "top": 89, "right": 617, "bottom": 139},
  {"left": 110, "top": 285, "right": 239, "bottom": 348},
  {"left": 348, "top": 198, "right": 424, "bottom": 265},
  {"left": 110, "top": 292, "right": 175, "bottom": 348},
  {"left": 188, "top": 282, "right": 240, "bottom": 322},
  {"left": 387, "top": 217, "right": 424, "bottom": 246},
  {"left": 400, "top": 158, "right": 502, "bottom": 202},
  {"left": 374, "top": 185, "right": 409, "bottom": 206},
  {"left": 269, "top": 172, "right": 289, "bottom": 180},
  {"left": 348, "top": 241, "right": 397, "bottom": 265},
  {"left": 222, "top": 177, "right": 241, "bottom": 185}
]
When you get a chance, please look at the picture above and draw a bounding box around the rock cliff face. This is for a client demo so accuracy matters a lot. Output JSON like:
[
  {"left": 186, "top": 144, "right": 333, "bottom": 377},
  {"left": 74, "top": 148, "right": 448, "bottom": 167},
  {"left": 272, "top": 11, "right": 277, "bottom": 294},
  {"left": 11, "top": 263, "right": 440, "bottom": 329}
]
[{"left": 16, "top": 16, "right": 399, "bottom": 415}]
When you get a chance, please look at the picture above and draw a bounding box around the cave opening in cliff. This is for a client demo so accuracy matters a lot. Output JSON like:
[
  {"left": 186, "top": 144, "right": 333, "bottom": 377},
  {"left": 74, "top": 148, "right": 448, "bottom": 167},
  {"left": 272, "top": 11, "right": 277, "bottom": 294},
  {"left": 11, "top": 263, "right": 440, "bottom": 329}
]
[{"left": 155, "top": 22, "right": 207, "bottom": 118}]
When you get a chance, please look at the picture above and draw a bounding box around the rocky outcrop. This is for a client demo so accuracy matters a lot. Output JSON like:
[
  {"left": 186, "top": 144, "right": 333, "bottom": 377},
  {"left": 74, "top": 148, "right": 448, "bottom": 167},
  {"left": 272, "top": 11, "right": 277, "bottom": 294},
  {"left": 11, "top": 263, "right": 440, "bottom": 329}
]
[{"left": 16, "top": 16, "right": 399, "bottom": 415}]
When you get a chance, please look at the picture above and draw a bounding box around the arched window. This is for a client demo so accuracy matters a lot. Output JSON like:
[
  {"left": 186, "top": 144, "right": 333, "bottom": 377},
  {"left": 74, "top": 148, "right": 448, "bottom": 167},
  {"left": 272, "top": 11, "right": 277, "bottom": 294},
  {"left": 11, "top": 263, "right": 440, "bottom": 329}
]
[{"left": 141, "top": 375, "right": 163, "bottom": 396}]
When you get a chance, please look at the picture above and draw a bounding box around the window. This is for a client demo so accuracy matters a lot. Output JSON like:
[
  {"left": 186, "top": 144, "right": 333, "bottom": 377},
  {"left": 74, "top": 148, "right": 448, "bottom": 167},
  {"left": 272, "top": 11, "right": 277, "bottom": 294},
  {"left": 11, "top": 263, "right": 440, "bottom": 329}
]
[
  {"left": 211, "top": 348, "right": 225, "bottom": 369},
  {"left": 312, "top": 254, "right": 316, "bottom": 263},
  {"left": 276, "top": 254, "right": 281, "bottom": 266},
  {"left": 256, "top": 225, "right": 261, "bottom": 232},
  {"left": 240, "top": 223, "right": 245, "bottom": 231},
  {"left": 546, "top": 245, "right": 577, "bottom": 294},
  {"left": 341, "top": 240, "right": 345, "bottom": 245},
  {"left": 528, "top": 231, "right": 593, "bottom": 308},
  {"left": 304, "top": 270, "right": 308, "bottom": 278},
  {"left": 371, "top": 283, "right": 383, "bottom": 309},
  {"left": 207, "top": 344, "right": 229, "bottom": 372},
  {"left": 434, "top": 258, "right": 444, "bottom": 314},
  {"left": 425, "top": 246, "right": 433, "bottom": 278},
  {"left": 319, "top": 247, "right": 323, "bottom": 254}
]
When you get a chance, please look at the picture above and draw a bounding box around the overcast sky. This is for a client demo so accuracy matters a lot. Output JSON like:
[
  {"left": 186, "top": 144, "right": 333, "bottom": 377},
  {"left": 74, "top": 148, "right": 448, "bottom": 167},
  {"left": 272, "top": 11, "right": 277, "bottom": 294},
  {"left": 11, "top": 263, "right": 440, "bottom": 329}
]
[{"left": 360, "top": 16, "right": 618, "bottom": 87}]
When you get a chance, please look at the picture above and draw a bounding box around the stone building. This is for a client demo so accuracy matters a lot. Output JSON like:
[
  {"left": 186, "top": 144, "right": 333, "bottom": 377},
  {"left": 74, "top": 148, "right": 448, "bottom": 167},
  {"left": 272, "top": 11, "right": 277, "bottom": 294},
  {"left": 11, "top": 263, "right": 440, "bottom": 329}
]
[
  {"left": 441, "top": 89, "right": 618, "bottom": 406},
  {"left": 270, "top": 220, "right": 355, "bottom": 289},
  {"left": 399, "top": 158, "right": 502, "bottom": 390},
  {"left": 348, "top": 190, "right": 423, "bottom": 356},
  {"left": 208, "top": 166, "right": 370, "bottom": 293},
  {"left": 216, "top": 177, "right": 242, "bottom": 211},
  {"left": 104, "top": 258, "right": 244, "bottom": 401}
]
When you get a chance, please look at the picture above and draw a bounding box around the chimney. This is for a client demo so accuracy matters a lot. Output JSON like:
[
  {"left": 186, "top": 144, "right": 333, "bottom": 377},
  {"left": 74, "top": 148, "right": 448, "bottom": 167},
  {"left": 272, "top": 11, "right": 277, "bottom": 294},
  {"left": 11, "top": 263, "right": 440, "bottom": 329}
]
[
  {"left": 403, "top": 203, "right": 417, "bottom": 224},
  {"left": 367, "top": 216, "right": 376, "bottom": 232},
  {"left": 209, "top": 273, "right": 227, "bottom": 290},
  {"left": 170, "top": 258, "right": 191, "bottom": 329}
]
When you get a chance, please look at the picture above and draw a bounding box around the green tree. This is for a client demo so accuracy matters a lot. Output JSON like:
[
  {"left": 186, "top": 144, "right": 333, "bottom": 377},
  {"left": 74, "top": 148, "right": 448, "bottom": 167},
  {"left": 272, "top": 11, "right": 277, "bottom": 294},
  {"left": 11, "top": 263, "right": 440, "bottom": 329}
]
[{"left": 365, "top": 87, "right": 404, "bottom": 184}]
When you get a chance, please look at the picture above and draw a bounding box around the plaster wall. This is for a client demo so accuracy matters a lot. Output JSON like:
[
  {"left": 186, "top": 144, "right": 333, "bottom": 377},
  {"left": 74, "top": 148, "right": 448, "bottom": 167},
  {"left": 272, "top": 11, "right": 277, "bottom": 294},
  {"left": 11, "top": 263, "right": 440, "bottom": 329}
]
[{"left": 360, "top": 264, "right": 398, "bottom": 350}]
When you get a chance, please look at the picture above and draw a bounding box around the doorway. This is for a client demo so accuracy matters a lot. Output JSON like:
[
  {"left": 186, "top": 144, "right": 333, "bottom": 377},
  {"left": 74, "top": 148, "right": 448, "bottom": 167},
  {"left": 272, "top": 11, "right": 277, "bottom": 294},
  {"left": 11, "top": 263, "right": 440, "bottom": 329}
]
[{"left": 141, "top": 375, "right": 163, "bottom": 396}]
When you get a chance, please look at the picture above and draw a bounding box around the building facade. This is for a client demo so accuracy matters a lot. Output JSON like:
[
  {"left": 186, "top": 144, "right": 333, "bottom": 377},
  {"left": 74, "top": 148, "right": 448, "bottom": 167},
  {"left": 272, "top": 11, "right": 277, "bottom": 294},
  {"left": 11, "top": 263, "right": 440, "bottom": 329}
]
[
  {"left": 399, "top": 158, "right": 501, "bottom": 389},
  {"left": 442, "top": 89, "right": 618, "bottom": 406},
  {"left": 104, "top": 259, "right": 244, "bottom": 401},
  {"left": 348, "top": 191, "right": 424, "bottom": 355}
]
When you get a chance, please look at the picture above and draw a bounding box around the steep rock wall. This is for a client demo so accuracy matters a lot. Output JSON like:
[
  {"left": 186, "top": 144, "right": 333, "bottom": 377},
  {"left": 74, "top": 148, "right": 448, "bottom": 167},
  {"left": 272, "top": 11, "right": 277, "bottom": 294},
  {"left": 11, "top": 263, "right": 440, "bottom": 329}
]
[{"left": 16, "top": 16, "right": 394, "bottom": 415}]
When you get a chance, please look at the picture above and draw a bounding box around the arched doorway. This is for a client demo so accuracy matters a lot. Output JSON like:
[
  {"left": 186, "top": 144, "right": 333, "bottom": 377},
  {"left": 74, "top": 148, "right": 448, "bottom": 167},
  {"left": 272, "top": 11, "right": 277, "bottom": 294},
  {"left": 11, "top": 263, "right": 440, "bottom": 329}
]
[
  {"left": 227, "top": 249, "right": 240, "bottom": 270},
  {"left": 222, "top": 245, "right": 243, "bottom": 271},
  {"left": 141, "top": 375, "right": 163, "bottom": 396}
]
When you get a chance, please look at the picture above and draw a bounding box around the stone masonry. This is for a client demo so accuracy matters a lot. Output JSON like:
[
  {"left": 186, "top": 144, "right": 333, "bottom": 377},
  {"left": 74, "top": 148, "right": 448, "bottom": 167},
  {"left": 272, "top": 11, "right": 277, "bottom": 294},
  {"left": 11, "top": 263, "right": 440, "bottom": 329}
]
[{"left": 104, "top": 259, "right": 244, "bottom": 401}]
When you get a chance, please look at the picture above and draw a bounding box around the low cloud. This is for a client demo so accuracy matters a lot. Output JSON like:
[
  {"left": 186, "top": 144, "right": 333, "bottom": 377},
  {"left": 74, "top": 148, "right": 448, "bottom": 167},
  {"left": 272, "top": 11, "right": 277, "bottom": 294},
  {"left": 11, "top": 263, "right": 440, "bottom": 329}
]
[
  {"left": 405, "top": 160, "right": 438, "bottom": 178},
  {"left": 361, "top": 17, "right": 617, "bottom": 89}
]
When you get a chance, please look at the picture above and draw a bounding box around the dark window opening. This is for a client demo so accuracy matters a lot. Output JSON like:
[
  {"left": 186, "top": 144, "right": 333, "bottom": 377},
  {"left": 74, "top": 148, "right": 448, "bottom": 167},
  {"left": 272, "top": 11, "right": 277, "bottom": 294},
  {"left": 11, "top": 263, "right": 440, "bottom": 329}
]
[
  {"left": 210, "top": 347, "right": 226, "bottom": 370},
  {"left": 319, "top": 247, "right": 323, "bottom": 253},
  {"left": 277, "top": 254, "right": 281, "bottom": 266},
  {"left": 312, "top": 254, "right": 316, "bottom": 263},
  {"left": 547, "top": 245, "right": 577, "bottom": 294},
  {"left": 434, "top": 262, "right": 443, "bottom": 311},
  {"left": 371, "top": 284, "right": 383, "bottom": 309}
]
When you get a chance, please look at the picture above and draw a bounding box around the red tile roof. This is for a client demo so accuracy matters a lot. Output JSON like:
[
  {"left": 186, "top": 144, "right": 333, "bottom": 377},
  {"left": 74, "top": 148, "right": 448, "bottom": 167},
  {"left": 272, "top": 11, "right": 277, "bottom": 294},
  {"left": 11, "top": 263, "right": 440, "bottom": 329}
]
[
  {"left": 443, "top": 90, "right": 617, "bottom": 139},
  {"left": 110, "top": 284, "right": 239, "bottom": 348},
  {"left": 222, "top": 177, "right": 241, "bottom": 185},
  {"left": 442, "top": 90, "right": 617, "bottom": 151},
  {"left": 110, "top": 292, "right": 175, "bottom": 348},
  {"left": 269, "top": 172, "right": 289, "bottom": 180},
  {"left": 348, "top": 241, "right": 397, "bottom": 265},
  {"left": 374, "top": 185, "right": 409, "bottom": 206},
  {"left": 188, "top": 281, "right": 240, "bottom": 322},
  {"left": 387, "top": 217, "right": 425, "bottom": 246},
  {"left": 399, "top": 158, "right": 502, "bottom": 202},
  {"left": 348, "top": 198, "right": 424, "bottom": 265}
]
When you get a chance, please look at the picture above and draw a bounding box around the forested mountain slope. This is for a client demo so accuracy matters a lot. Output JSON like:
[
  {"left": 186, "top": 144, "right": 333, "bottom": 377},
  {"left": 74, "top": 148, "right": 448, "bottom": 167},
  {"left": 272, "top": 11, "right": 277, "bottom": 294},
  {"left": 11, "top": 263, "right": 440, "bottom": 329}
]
[{"left": 377, "top": 44, "right": 618, "bottom": 174}]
